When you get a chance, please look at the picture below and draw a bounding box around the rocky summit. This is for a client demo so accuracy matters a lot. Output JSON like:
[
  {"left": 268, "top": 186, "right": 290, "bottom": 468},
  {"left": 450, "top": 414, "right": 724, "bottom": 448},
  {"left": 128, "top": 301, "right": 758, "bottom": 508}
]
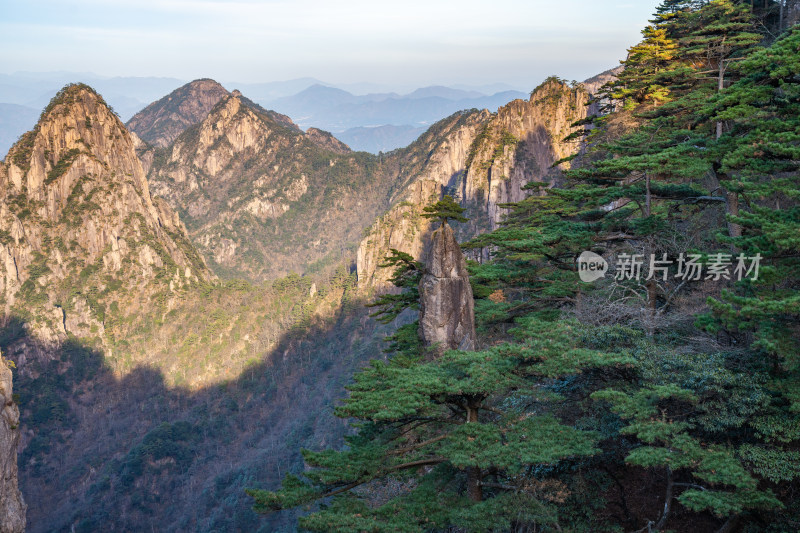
[
  {"left": 145, "top": 87, "right": 391, "bottom": 280},
  {"left": 0, "top": 84, "right": 209, "bottom": 354},
  {"left": 126, "top": 78, "right": 230, "bottom": 148}
]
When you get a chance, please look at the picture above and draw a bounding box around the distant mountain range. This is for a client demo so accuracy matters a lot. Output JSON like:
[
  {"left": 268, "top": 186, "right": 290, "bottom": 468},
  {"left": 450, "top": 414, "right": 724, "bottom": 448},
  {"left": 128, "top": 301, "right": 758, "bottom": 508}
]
[
  {"left": 335, "top": 124, "right": 427, "bottom": 154},
  {"left": 263, "top": 84, "right": 528, "bottom": 151},
  {"left": 0, "top": 72, "right": 529, "bottom": 155}
]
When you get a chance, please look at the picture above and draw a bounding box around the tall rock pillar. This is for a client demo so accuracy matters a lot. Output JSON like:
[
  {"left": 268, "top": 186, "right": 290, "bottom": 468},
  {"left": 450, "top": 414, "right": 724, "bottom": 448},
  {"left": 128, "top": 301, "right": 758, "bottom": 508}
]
[
  {"left": 0, "top": 357, "right": 25, "bottom": 533},
  {"left": 419, "top": 222, "right": 477, "bottom": 355}
]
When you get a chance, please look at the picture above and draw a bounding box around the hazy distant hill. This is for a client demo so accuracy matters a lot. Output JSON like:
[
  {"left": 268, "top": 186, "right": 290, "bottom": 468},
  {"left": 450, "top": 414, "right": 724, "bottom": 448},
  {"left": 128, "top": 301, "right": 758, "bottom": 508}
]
[
  {"left": 265, "top": 84, "right": 527, "bottom": 152},
  {"left": 266, "top": 84, "right": 527, "bottom": 131},
  {"left": 225, "top": 77, "right": 327, "bottom": 101},
  {"left": 0, "top": 103, "right": 38, "bottom": 157},
  {"left": 336, "top": 124, "right": 427, "bottom": 153}
]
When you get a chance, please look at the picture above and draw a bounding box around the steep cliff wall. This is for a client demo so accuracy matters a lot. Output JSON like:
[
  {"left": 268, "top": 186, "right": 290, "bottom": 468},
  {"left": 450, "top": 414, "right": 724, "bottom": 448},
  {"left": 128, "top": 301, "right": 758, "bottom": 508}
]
[
  {"left": 357, "top": 79, "right": 590, "bottom": 288},
  {"left": 356, "top": 110, "right": 489, "bottom": 287},
  {"left": 0, "top": 356, "right": 24, "bottom": 533},
  {"left": 461, "top": 78, "right": 589, "bottom": 232}
]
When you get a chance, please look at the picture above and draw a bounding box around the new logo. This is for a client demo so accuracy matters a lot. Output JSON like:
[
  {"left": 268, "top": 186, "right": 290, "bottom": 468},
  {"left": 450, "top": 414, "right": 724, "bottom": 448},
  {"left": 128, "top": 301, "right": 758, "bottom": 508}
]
[{"left": 577, "top": 251, "right": 608, "bottom": 282}]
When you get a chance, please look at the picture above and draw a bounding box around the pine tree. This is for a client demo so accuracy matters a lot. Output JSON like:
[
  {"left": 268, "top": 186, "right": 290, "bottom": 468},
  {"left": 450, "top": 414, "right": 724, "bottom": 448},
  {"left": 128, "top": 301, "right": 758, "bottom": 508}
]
[
  {"left": 245, "top": 5, "right": 800, "bottom": 531},
  {"left": 420, "top": 194, "right": 468, "bottom": 226},
  {"left": 702, "top": 27, "right": 800, "bottom": 365},
  {"left": 247, "top": 316, "right": 631, "bottom": 531}
]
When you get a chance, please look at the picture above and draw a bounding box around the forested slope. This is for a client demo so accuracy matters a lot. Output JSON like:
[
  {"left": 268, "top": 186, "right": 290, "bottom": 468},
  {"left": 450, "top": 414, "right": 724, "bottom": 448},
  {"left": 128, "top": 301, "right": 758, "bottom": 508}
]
[{"left": 252, "top": 2, "right": 800, "bottom": 531}]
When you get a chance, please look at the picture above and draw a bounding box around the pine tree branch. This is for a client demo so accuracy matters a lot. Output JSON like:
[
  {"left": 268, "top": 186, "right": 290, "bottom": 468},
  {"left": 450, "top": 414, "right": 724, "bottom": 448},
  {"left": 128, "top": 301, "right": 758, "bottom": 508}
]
[
  {"left": 592, "top": 233, "right": 637, "bottom": 242},
  {"left": 684, "top": 195, "right": 726, "bottom": 203},
  {"left": 387, "top": 434, "right": 450, "bottom": 456},
  {"left": 318, "top": 458, "right": 446, "bottom": 500}
]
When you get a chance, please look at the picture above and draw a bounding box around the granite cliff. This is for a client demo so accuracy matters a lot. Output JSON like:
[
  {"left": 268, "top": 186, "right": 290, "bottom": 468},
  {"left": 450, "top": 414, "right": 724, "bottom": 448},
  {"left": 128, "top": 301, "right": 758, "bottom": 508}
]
[
  {"left": 357, "top": 78, "right": 592, "bottom": 288},
  {"left": 461, "top": 77, "right": 589, "bottom": 230},
  {"left": 355, "top": 109, "right": 489, "bottom": 287},
  {"left": 418, "top": 221, "right": 477, "bottom": 355},
  {"left": 0, "top": 83, "right": 209, "bottom": 358},
  {"left": 145, "top": 87, "right": 392, "bottom": 280}
]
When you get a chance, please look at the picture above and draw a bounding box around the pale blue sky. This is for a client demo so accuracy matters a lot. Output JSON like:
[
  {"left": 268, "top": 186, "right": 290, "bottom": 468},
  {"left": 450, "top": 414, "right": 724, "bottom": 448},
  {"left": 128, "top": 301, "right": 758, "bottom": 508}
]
[{"left": 1, "top": 0, "right": 663, "bottom": 89}]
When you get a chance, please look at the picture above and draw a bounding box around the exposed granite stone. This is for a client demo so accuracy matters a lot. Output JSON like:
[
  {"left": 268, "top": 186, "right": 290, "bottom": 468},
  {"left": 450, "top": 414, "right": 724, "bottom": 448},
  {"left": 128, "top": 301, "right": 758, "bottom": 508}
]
[{"left": 418, "top": 222, "right": 476, "bottom": 355}]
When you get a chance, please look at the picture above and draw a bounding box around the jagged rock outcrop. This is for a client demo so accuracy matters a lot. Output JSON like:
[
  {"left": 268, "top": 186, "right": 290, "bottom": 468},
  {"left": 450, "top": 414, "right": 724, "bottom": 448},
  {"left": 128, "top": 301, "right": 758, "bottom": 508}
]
[
  {"left": 582, "top": 66, "right": 623, "bottom": 96},
  {"left": 126, "top": 79, "right": 230, "bottom": 148},
  {"left": 0, "top": 356, "right": 28, "bottom": 533},
  {"left": 147, "top": 90, "right": 395, "bottom": 280},
  {"left": 0, "top": 357, "right": 24, "bottom": 533},
  {"left": 0, "top": 83, "right": 210, "bottom": 352},
  {"left": 419, "top": 222, "right": 476, "bottom": 354}
]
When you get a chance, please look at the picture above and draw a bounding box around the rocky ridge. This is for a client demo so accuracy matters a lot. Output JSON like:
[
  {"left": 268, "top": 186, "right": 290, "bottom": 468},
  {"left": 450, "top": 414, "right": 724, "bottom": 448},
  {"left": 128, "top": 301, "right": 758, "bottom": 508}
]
[
  {"left": 126, "top": 78, "right": 230, "bottom": 148},
  {"left": 146, "top": 88, "right": 388, "bottom": 280},
  {"left": 136, "top": 77, "right": 593, "bottom": 286}
]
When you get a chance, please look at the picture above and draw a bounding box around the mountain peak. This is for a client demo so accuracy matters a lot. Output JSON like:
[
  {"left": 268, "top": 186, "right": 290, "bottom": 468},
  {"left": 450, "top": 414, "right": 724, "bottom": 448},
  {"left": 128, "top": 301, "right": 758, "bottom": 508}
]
[
  {"left": 305, "top": 127, "right": 350, "bottom": 154},
  {"left": 126, "top": 79, "right": 230, "bottom": 147},
  {"left": 4, "top": 82, "right": 147, "bottom": 209},
  {"left": 0, "top": 82, "right": 210, "bottom": 345}
]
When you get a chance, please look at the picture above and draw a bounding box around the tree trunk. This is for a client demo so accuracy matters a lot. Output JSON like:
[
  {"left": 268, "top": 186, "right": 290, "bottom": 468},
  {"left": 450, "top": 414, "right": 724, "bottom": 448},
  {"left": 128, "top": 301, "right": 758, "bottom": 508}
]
[
  {"left": 465, "top": 405, "right": 483, "bottom": 502},
  {"left": 653, "top": 467, "right": 673, "bottom": 531},
  {"left": 647, "top": 279, "right": 658, "bottom": 338},
  {"left": 645, "top": 172, "right": 652, "bottom": 217},
  {"left": 716, "top": 61, "right": 725, "bottom": 140},
  {"left": 727, "top": 189, "right": 742, "bottom": 239},
  {"left": 715, "top": 60, "right": 742, "bottom": 242}
]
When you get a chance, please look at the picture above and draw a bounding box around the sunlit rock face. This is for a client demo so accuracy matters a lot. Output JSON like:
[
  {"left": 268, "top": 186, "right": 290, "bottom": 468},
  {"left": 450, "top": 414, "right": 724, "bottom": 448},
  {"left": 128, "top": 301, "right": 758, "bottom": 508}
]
[
  {"left": 126, "top": 78, "right": 230, "bottom": 149},
  {"left": 357, "top": 78, "right": 593, "bottom": 289},
  {"left": 0, "top": 84, "right": 209, "bottom": 354},
  {"left": 419, "top": 222, "right": 477, "bottom": 356}
]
